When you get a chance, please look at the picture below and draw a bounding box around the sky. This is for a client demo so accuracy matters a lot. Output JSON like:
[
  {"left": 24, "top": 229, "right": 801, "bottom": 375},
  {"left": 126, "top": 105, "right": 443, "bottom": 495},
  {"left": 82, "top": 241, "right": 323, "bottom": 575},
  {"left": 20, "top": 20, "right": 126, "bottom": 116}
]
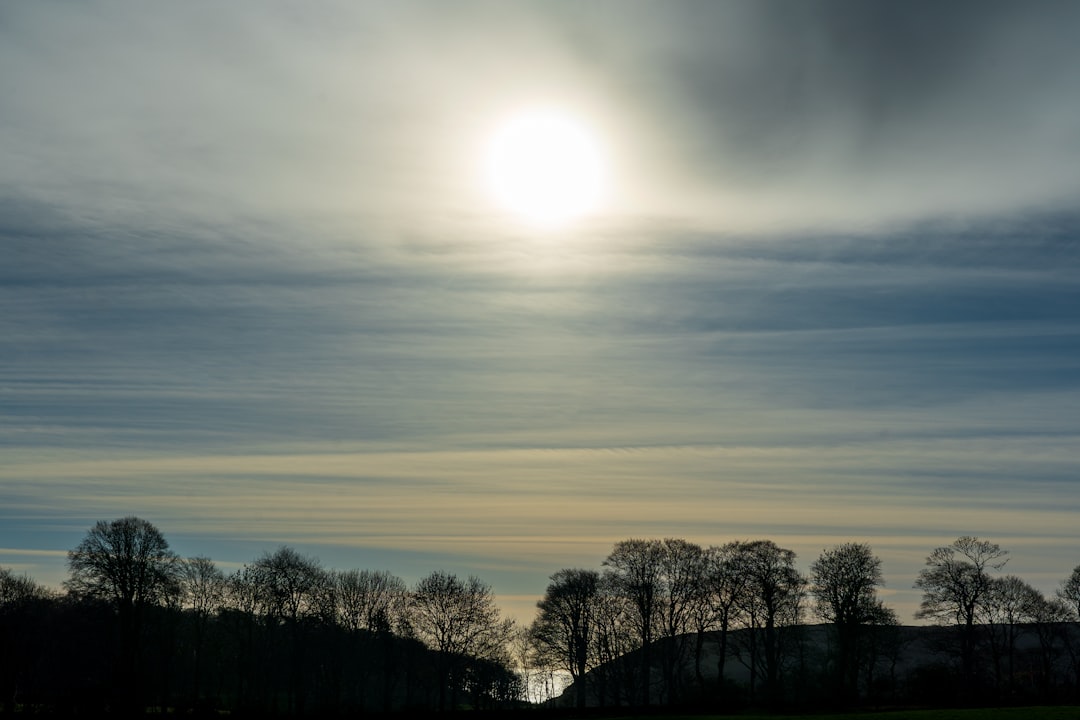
[{"left": 2, "top": 0, "right": 1080, "bottom": 625}]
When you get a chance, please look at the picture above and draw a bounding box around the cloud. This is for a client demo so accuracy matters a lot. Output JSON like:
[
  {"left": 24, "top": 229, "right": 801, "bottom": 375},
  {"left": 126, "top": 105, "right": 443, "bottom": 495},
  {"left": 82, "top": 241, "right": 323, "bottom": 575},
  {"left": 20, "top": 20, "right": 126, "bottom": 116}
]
[
  {"left": 3, "top": 199, "right": 1079, "bottom": 460},
  {"left": 535, "top": 1, "right": 1080, "bottom": 228},
  {"left": 3, "top": 437, "right": 1078, "bottom": 622},
  {"left": 1, "top": 2, "right": 1078, "bottom": 627},
  {"left": 6, "top": 2, "right": 1077, "bottom": 234}
]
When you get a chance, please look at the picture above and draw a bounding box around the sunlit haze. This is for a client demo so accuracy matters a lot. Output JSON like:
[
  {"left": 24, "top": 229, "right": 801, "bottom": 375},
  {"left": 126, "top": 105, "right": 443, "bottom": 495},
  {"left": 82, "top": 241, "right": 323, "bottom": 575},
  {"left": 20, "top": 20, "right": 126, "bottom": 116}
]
[{"left": 485, "top": 107, "right": 608, "bottom": 228}]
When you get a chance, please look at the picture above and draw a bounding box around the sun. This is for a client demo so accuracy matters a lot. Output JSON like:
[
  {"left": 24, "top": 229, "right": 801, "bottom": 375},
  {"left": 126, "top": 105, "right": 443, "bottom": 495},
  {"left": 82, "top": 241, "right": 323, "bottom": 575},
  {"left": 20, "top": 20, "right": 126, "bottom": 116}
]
[{"left": 484, "top": 108, "right": 608, "bottom": 229}]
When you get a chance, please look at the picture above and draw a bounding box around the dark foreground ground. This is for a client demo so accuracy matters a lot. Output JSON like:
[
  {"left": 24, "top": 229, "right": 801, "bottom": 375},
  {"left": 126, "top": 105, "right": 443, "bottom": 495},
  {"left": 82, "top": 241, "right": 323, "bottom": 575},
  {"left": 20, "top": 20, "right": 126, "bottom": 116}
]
[
  {"left": 638, "top": 708, "right": 1080, "bottom": 720},
  {"left": 14, "top": 708, "right": 1080, "bottom": 719}
]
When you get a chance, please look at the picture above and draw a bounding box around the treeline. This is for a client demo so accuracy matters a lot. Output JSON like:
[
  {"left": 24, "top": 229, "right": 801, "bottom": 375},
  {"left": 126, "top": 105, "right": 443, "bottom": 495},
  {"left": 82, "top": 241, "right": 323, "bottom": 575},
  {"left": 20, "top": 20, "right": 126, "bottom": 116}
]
[
  {"left": 2, "top": 519, "right": 1080, "bottom": 715},
  {"left": 527, "top": 536, "right": 1080, "bottom": 710},
  {"left": 1, "top": 517, "right": 520, "bottom": 715}
]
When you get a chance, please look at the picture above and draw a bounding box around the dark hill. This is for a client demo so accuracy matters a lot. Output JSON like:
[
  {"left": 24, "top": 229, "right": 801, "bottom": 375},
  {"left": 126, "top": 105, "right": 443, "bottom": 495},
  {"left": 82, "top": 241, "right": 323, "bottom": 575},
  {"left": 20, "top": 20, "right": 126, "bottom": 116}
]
[{"left": 553, "top": 622, "right": 1080, "bottom": 709}]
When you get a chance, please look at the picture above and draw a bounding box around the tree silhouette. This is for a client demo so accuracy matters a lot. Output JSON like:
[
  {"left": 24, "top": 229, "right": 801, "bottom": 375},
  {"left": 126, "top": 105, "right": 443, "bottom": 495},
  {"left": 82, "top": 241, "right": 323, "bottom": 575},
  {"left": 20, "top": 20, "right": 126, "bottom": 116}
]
[
  {"left": 977, "top": 575, "right": 1040, "bottom": 697},
  {"left": 1027, "top": 592, "right": 1073, "bottom": 695},
  {"left": 654, "top": 538, "right": 705, "bottom": 704},
  {"left": 591, "top": 574, "right": 636, "bottom": 706},
  {"left": 0, "top": 567, "right": 48, "bottom": 607},
  {"left": 11, "top": 521, "right": 1080, "bottom": 713},
  {"left": 810, "top": 542, "right": 888, "bottom": 703},
  {"left": 179, "top": 556, "right": 226, "bottom": 707},
  {"left": 602, "top": 538, "right": 663, "bottom": 706},
  {"left": 914, "top": 535, "right": 1007, "bottom": 696},
  {"left": 334, "top": 569, "right": 410, "bottom": 710},
  {"left": 1058, "top": 564, "right": 1080, "bottom": 620},
  {"left": 736, "top": 539, "right": 806, "bottom": 704},
  {"left": 694, "top": 541, "right": 751, "bottom": 700},
  {"left": 65, "top": 516, "right": 181, "bottom": 711},
  {"left": 410, "top": 571, "right": 514, "bottom": 711},
  {"left": 0, "top": 568, "right": 51, "bottom": 712},
  {"left": 1057, "top": 564, "right": 1080, "bottom": 692},
  {"left": 250, "top": 546, "right": 332, "bottom": 714},
  {"left": 531, "top": 568, "right": 600, "bottom": 708}
]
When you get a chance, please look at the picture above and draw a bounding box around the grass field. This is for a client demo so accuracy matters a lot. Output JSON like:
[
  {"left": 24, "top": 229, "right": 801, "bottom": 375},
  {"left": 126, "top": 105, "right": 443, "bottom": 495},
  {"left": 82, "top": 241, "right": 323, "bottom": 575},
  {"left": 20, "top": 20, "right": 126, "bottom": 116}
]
[{"left": 618, "top": 709, "right": 1080, "bottom": 720}]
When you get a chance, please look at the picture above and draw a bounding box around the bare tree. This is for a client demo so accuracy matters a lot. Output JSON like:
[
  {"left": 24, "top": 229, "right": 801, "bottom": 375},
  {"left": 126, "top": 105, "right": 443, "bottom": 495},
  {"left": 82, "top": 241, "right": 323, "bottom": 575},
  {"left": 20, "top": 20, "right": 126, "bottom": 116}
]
[
  {"left": 250, "top": 546, "right": 332, "bottom": 714},
  {"left": 977, "top": 575, "right": 1040, "bottom": 697},
  {"left": 858, "top": 602, "right": 902, "bottom": 703},
  {"left": 509, "top": 624, "right": 546, "bottom": 704},
  {"left": 1055, "top": 565, "right": 1080, "bottom": 693},
  {"left": 654, "top": 538, "right": 705, "bottom": 704},
  {"left": 591, "top": 574, "right": 636, "bottom": 707},
  {"left": 1057, "top": 564, "right": 1080, "bottom": 620},
  {"left": 698, "top": 541, "right": 751, "bottom": 696},
  {"left": 410, "top": 571, "right": 514, "bottom": 711},
  {"left": 181, "top": 556, "right": 226, "bottom": 618},
  {"left": 66, "top": 516, "right": 181, "bottom": 611},
  {"left": 530, "top": 568, "right": 600, "bottom": 708},
  {"left": 1027, "top": 592, "right": 1073, "bottom": 695},
  {"left": 220, "top": 564, "right": 268, "bottom": 707},
  {"left": 251, "top": 546, "right": 332, "bottom": 626},
  {"left": 334, "top": 569, "right": 409, "bottom": 710},
  {"left": 735, "top": 539, "right": 806, "bottom": 704},
  {"left": 335, "top": 569, "right": 408, "bottom": 634},
  {"left": 179, "top": 556, "right": 226, "bottom": 705},
  {"left": 914, "top": 536, "right": 1008, "bottom": 694},
  {"left": 0, "top": 567, "right": 48, "bottom": 607},
  {"left": 810, "top": 542, "right": 888, "bottom": 702},
  {"left": 65, "top": 516, "right": 181, "bottom": 709},
  {"left": 0, "top": 568, "right": 51, "bottom": 713},
  {"left": 602, "top": 538, "right": 663, "bottom": 706}
]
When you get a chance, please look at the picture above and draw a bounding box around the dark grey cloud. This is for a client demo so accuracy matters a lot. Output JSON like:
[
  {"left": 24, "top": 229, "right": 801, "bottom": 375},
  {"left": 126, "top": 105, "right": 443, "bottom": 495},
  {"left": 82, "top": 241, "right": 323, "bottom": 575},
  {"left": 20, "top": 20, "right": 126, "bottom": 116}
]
[
  {"left": 4, "top": 1, "right": 1079, "bottom": 229},
  {"left": 535, "top": 0, "right": 1080, "bottom": 225},
  {"left": 4, "top": 191, "right": 1078, "bottom": 459}
]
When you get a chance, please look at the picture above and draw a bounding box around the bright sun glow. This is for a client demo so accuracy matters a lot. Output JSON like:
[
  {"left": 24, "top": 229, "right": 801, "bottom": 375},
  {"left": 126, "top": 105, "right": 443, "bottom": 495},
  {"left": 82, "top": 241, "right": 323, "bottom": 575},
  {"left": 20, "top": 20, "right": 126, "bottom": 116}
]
[{"left": 485, "top": 108, "right": 608, "bottom": 229}]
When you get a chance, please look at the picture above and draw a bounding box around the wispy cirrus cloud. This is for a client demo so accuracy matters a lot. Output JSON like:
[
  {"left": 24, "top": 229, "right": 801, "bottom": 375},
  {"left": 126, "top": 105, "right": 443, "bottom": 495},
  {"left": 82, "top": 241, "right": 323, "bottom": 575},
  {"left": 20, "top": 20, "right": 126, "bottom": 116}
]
[
  {"left": 2, "top": 1, "right": 1079, "bottom": 625},
  {"left": 3, "top": 436, "right": 1078, "bottom": 620}
]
